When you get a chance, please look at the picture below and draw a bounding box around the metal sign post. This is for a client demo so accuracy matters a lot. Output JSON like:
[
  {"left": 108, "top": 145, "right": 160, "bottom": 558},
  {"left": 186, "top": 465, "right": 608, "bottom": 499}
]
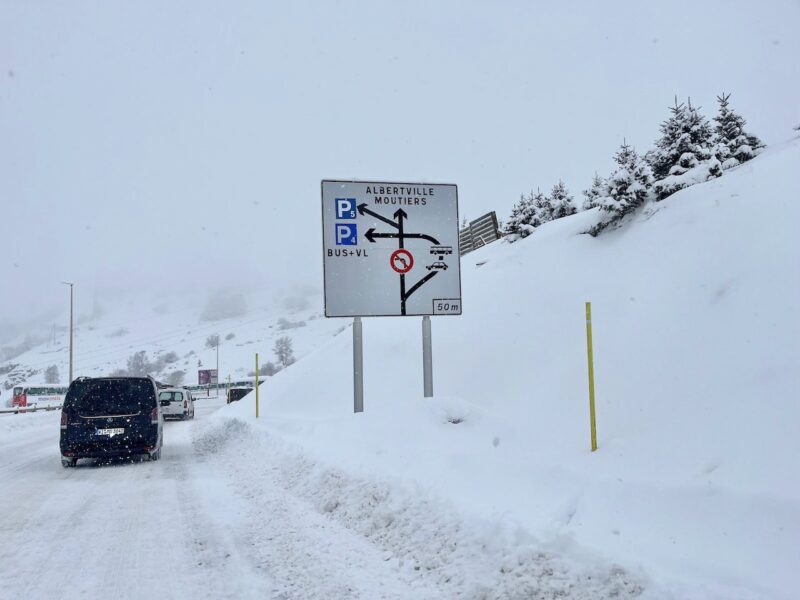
[
  {"left": 255, "top": 352, "right": 260, "bottom": 419},
  {"left": 321, "top": 180, "right": 462, "bottom": 410},
  {"left": 353, "top": 317, "right": 363, "bottom": 413},
  {"left": 422, "top": 316, "right": 433, "bottom": 397}
]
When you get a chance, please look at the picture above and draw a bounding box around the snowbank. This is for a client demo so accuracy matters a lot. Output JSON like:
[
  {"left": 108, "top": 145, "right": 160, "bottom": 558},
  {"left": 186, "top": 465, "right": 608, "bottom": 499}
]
[{"left": 224, "top": 137, "right": 800, "bottom": 598}]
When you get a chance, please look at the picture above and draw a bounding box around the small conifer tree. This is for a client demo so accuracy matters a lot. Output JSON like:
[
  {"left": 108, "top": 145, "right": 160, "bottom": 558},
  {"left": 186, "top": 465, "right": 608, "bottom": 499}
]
[
  {"left": 505, "top": 191, "right": 541, "bottom": 239},
  {"left": 549, "top": 180, "right": 577, "bottom": 220},
  {"left": 597, "top": 141, "right": 653, "bottom": 221},
  {"left": 712, "top": 93, "right": 765, "bottom": 169},
  {"left": 532, "top": 189, "right": 552, "bottom": 224},
  {"left": 582, "top": 173, "right": 606, "bottom": 210},
  {"left": 649, "top": 98, "right": 721, "bottom": 200}
]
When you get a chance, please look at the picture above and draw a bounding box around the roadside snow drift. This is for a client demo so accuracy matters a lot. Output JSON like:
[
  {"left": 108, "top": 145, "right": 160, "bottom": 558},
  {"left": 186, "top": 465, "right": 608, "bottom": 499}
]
[{"left": 223, "top": 138, "right": 800, "bottom": 599}]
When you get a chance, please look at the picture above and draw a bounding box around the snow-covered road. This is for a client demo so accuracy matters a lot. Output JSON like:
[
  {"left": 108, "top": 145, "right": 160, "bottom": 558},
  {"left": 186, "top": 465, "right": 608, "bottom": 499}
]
[
  {"left": 0, "top": 400, "right": 646, "bottom": 599},
  {"left": 0, "top": 399, "right": 274, "bottom": 599}
]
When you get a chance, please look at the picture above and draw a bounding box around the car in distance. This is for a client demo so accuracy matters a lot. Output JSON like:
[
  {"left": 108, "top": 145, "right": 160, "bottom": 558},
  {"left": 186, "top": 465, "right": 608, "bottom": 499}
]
[
  {"left": 227, "top": 386, "right": 252, "bottom": 404},
  {"left": 159, "top": 388, "right": 195, "bottom": 420},
  {"left": 60, "top": 376, "right": 163, "bottom": 467}
]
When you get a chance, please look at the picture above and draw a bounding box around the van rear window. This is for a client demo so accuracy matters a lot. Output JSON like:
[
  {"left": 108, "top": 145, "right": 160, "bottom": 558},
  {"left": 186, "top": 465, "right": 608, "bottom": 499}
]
[{"left": 67, "top": 379, "right": 155, "bottom": 416}]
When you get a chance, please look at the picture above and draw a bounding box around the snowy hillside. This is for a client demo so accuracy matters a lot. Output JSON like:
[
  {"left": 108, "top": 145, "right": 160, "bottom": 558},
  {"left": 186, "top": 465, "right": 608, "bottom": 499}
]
[
  {"left": 0, "top": 286, "right": 344, "bottom": 397},
  {"left": 216, "top": 138, "right": 800, "bottom": 597}
]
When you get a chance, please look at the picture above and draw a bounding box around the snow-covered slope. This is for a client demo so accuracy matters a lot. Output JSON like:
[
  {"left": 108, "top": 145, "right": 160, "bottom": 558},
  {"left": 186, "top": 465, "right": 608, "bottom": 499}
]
[
  {"left": 221, "top": 138, "right": 800, "bottom": 598},
  {"left": 0, "top": 286, "right": 343, "bottom": 395}
]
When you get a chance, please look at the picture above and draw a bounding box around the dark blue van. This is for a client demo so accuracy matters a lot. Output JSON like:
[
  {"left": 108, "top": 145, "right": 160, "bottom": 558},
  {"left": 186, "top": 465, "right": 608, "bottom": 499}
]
[{"left": 60, "top": 377, "right": 163, "bottom": 467}]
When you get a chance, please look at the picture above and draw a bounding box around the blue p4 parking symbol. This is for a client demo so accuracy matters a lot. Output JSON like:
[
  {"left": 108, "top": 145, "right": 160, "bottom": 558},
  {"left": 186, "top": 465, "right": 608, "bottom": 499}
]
[
  {"left": 335, "top": 223, "right": 358, "bottom": 246},
  {"left": 335, "top": 198, "right": 357, "bottom": 219}
]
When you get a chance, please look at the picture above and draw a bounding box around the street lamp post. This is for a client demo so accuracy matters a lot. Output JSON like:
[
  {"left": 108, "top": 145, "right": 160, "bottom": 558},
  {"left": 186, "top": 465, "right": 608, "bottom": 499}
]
[{"left": 61, "top": 282, "right": 74, "bottom": 384}]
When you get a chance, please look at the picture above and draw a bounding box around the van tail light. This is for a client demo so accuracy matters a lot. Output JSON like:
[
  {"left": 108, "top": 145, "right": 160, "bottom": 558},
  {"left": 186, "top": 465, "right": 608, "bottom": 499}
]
[
  {"left": 60, "top": 411, "right": 68, "bottom": 430},
  {"left": 151, "top": 407, "right": 159, "bottom": 425},
  {"left": 184, "top": 400, "right": 188, "bottom": 409}
]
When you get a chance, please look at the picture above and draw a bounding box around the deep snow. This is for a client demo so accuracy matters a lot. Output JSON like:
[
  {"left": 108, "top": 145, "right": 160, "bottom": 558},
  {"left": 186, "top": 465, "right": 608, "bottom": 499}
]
[
  {"left": 1, "top": 138, "right": 798, "bottom": 599},
  {"left": 221, "top": 138, "right": 800, "bottom": 598}
]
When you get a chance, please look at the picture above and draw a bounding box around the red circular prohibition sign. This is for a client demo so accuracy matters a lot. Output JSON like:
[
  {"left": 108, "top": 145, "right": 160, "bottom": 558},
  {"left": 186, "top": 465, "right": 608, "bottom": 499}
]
[{"left": 390, "top": 249, "right": 414, "bottom": 274}]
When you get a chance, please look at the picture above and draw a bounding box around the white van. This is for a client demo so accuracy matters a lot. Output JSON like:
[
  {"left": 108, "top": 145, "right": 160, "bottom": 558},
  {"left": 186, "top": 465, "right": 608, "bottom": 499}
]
[{"left": 158, "top": 388, "right": 195, "bottom": 420}]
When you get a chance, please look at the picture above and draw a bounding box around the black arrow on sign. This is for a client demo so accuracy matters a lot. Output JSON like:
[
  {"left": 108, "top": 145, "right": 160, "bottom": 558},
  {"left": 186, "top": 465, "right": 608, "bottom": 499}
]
[
  {"left": 358, "top": 203, "right": 400, "bottom": 229},
  {"left": 355, "top": 204, "right": 443, "bottom": 315},
  {"left": 400, "top": 271, "right": 439, "bottom": 315},
  {"left": 365, "top": 229, "right": 440, "bottom": 245},
  {"left": 395, "top": 208, "right": 407, "bottom": 248}
]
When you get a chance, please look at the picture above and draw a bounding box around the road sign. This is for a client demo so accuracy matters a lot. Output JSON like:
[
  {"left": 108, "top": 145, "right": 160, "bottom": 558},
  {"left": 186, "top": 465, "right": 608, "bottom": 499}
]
[
  {"left": 198, "top": 369, "right": 218, "bottom": 385},
  {"left": 390, "top": 249, "right": 414, "bottom": 274},
  {"left": 322, "top": 180, "right": 462, "bottom": 317}
]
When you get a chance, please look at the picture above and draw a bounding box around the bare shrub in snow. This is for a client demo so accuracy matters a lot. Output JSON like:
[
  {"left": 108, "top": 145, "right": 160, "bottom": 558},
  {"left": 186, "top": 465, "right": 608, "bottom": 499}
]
[
  {"left": 277, "top": 318, "right": 306, "bottom": 331},
  {"left": 126, "top": 351, "right": 150, "bottom": 376},
  {"left": 263, "top": 361, "right": 281, "bottom": 376},
  {"left": 165, "top": 370, "right": 186, "bottom": 386},
  {"left": 44, "top": 365, "right": 60, "bottom": 384},
  {"left": 273, "top": 336, "right": 295, "bottom": 367}
]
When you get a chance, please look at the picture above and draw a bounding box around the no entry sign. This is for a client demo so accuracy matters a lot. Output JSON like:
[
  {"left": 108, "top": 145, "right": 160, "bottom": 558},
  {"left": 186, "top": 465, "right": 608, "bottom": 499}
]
[
  {"left": 390, "top": 249, "right": 414, "bottom": 274},
  {"left": 321, "top": 180, "right": 462, "bottom": 317}
]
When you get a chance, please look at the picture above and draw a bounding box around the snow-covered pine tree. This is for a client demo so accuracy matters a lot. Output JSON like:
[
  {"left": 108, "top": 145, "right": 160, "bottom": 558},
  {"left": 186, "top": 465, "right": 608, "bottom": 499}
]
[
  {"left": 532, "top": 189, "right": 551, "bottom": 224},
  {"left": 505, "top": 194, "right": 527, "bottom": 237},
  {"left": 646, "top": 99, "right": 685, "bottom": 180},
  {"left": 581, "top": 173, "right": 606, "bottom": 210},
  {"left": 505, "top": 191, "right": 539, "bottom": 239},
  {"left": 548, "top": 180, "right": 576, "bottom": 220},
  {"left": 712, "top": 93, "right": 765, "bottom": 169},
  {"left": 597, "top": 140, "right": 653, "bottom": 221},
  {"left": 647, "top": 98, "right": 722, "bottom": 200}
]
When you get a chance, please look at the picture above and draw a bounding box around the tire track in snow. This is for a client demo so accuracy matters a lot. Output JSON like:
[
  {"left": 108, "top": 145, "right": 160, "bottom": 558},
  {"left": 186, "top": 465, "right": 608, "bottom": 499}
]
[
  {"left": 167, "top": 419, "right": 273, "bottom": 599},
  {"left": 193, "top": 417, "right": 647, "bottom": 599},
  {"left": 194, "top": 418, "right": 445, "bottom": 599},
  {"left": 0, "top": 412, "right": 273, "bottom": 599}
]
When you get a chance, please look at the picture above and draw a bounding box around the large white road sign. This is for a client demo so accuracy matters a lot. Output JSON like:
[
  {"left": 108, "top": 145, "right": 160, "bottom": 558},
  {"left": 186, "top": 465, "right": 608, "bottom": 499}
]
[{"left": 321, "top": 180, "right": 462, "bottom": 317}]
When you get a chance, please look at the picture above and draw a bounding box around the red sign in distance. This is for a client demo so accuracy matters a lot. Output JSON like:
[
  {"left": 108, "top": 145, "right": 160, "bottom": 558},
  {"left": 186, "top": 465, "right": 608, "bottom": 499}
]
[{"left": 390, "top": 249, "right": 414, "bottom": 274}]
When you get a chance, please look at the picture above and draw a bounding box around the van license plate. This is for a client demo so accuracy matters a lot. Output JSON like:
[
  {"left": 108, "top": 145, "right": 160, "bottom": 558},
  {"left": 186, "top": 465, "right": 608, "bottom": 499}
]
[{"left": 96, "top": 427, "right": 125, "bottom": 438}]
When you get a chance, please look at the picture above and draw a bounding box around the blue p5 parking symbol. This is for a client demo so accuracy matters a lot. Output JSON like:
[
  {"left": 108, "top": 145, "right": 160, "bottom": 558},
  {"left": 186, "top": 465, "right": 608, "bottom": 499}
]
[
  {"left": 335, "top": 198, "right": 357, "bottom": 219},
  {"left": 335, "top": 224, "right": 358, "bottom": 246}
]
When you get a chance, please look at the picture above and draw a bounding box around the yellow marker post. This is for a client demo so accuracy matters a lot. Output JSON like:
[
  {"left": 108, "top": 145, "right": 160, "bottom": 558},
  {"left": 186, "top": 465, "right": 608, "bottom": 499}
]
[
  {"left": 255, "top": 353, "right": 260, "bottom": 419},
  {"left": 585, "top": 302, "right": 598, "bottom": 452}
]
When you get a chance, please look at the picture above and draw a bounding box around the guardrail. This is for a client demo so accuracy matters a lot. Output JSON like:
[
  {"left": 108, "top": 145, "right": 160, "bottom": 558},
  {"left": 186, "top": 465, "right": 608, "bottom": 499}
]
[{"left": 0, "top": 404, "right": 63, "bottom": 415}]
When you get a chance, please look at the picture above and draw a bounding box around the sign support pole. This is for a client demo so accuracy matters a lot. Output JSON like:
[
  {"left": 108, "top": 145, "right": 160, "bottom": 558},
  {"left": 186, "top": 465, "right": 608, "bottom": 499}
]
[
  {"left": 353, "top": 317, "right": 364, "bottom": 413},
  {"left": 585, "top": 302, "right": 598, "bottom": 452},
  {"left": 422, "top": 316, "right": 433, "bottom": 397},
  {"left": 255, "top": 352, "right": 260, "bottom": 419}
]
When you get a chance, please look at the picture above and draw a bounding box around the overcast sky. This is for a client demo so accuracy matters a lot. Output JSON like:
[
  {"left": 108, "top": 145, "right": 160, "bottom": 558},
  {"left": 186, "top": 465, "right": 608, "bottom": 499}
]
[{"left": 2, "top": 0, "right": 798, "bottom": 336}]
